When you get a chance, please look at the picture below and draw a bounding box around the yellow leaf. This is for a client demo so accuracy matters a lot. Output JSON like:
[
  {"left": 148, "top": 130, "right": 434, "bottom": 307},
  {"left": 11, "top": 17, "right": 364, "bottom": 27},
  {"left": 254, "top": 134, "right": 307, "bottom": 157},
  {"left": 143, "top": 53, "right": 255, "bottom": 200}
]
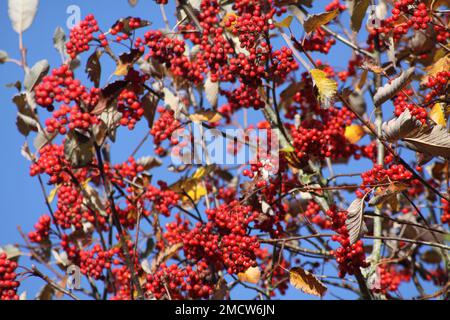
[
  {"left": 345, "top": 125, "right": 365, "bottom": 144},
  {"left": 189, "top": 110, "right": 222, "bottom": 123},
  {"left": 114, "top": 62, "right": 129, "bottom": 76},
  {"left": 289, "top": 267, "right": 327, "bottom": 297},
  {"left": 430, "top": 103, "right": 447, "bottom": 127},
  {"left": 47, "top": 185, "right": 60, "bottom": 203},
  {"left": 275, "top": 15, "right": 294, "bottom": 28},
  {"left": 310, "top": 69, "right": 337, "bottom": 103},
  {"left": 172, "top": 178, "right": 207, "bottom": 204},
  {"left": 304, "top": 10, "right": 339, "bottom": 34},
  {"left": 238, "top": 266, "right": 261, "bottom": 284}
]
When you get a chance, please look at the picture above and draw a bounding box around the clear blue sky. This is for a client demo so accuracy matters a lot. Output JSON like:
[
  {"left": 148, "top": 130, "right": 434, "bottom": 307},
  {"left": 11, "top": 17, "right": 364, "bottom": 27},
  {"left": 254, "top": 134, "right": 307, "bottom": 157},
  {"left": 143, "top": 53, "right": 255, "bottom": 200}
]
[{"left": 0, "top": 0, "right": 440, "bottom": 300}]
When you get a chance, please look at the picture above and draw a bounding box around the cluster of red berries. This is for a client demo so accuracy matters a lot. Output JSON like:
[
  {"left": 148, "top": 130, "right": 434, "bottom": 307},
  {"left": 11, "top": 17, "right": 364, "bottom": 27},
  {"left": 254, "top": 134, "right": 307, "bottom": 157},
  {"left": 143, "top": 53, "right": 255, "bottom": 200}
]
[
  {"left": 30, "top": 144, "right": 67, "bottom": 184},
  {"left": 359, "top": 163, "right": 413, "bottom": 195},
  {"left": 143, "top": 183, "right": 180, "bottom": 217},
  {"left": 303, "top": 28, "right": 336, "bottom": 54},
  {"left": 28, "top": 215, "right": 51, "bottom": 243},
  {"left": 117, "top": 89, "right": 144, "bottom": 130},
  {"left": 79, "top": 244, "right": 116, "bottom": 280},
  {"left": 271, "top": 47, "right": 298, "bottom": 83},
  {"left": 233, "top": 11, "right": 274, "bottom": 50},
  {"left": 0, "top": 254, "right": 20, "bottom": 300},
  {"left": 327, "top": 206, "right": 368, "bottom": 278},
  {"left": 424, "top": 71, "right": 449, "bottom": 103},
  {"left": 291, "top": 107, "right": 358, "bottom": 164},
  {"left": 34, "top": 65, "right": 98, "bottom": 111},
  {"left": 303, "top": 201, "right": 332, "bottom": 230},
  {"left": 373, "top": 263, "right": 411, "bottom": 295},
  {"left": 150, "top": 108, "right": 180, "bottom": 152},
  {"left": 393, "top": 90, "right": 427, "bottom": 124},
  {"left": 145, "top": 261, "right": 214, "bottom": 299},
  {"left": 45, "top": 104, "right": 99, "bottom": 135},
  {"left": 66, "top": 14, "right": 99, "bottom": 59}
]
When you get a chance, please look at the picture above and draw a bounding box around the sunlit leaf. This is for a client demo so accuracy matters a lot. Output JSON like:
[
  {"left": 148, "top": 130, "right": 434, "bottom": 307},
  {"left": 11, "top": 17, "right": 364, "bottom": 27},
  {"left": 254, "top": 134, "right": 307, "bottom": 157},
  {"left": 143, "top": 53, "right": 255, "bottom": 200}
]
[
  {"left": 345, "top": 125, "right": 365, "bottom": 144},
  {"left": 303, "top": 10, "right": 339, "bottom": 34},
  {"left": 238, "top": 266, "right": 261, "bottom": 284},
  {"left": 289, "top": 267, "right": 327, "bottom": 297},
  {"left": 310, "top": 69, "right": 337, "bottom": 104},
  {"left": 429, "top": 103, "right": 446, "bottom": 127},
  {"left": 8, "top": 0, "right": 39, "bottom": 34}
]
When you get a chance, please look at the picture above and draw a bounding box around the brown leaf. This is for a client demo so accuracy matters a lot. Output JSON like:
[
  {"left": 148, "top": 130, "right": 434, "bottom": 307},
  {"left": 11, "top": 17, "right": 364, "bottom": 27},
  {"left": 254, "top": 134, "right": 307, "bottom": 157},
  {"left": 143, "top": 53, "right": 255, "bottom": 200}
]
[
  {"left": 141, "top": 92, "right": 158, "bottom": 128},
  {"left": 289, "top": 267, "right": 327, "bottom": 297},
  {"left": 403, "top": 125, "right": 450, "bottom": 158},
  {"left": 86, "top": 49, "right": 102, "bottom": 88},
  {"left": 303, "top": 10, "right": 339, "bottom": 34},
  {"left": 150, "top": 243, "right": 183, "bottom": 272},
  {"left": 350, "top": 0, "right": 370, "bottom": 32},
  {"left": 382, "top": 109, "right": 422, "bottom": 142},
  {"left": 91, "top": 80, "right": 128, "bottom": 115},
  {"left": 114, "top": 49, "right": 143, "bottom": 76}
]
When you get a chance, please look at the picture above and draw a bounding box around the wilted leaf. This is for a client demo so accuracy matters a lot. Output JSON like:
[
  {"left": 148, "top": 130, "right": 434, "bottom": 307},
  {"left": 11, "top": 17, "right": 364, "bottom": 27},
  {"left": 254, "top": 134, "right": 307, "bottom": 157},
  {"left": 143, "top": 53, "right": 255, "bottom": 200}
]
[
  {"left": 423, "top": 55, "right": 450, "bottom": 84},
  {"left": 350, "top": 0, "right": 370, "bottom": 32},
  {"left": 189, "top": 110, "right": 222, "bottom": 123},
  {"left": 8, "top": 0, "right": 39, "bottom": 34},
  {"left": 91, "top": 80, "right": 128, "bottom": 115},
  {"left": 24, "top": 59, "right": 50, "bottom": 91},
  {"left": 303, "top": 10, "right": 339, "bottom": 34},
  {"left": 212, "top": 278, "right": 228, "bottom": 300},
  {"left": 310, "top": 69, "right": 337, "bottom": 104},
  {"left": 33, "top": 127, "right": 57, "bottom": 151},
  {"left": 421, "top": 249, "right": 442, "bottom": 264},
  {"left": 150, "top": 243, "right": 183, "bottom": 272},
  {"left": 368, "top": 182, "right": 408, "bottom": 208},
  {"left": 204, "top": 75, "right": 219, "bottom": 107},
  {"left": 426, "top": 161, "right": 448, "bottom": 181},
  {"left": 346, "top": 197, "right": 365, "bottom": 245},
  {"left": 136, "top": 156, "right": 162, "bottom": 171},
  {"left": 114, "top": 49, "right": 143, "bottom": 76},
  {"left": 238, "top": 266, "right": 261, "bottom": 284},
  {"left": 382, "top": 109, "right": 422, "bottom": 142},
  {"left": 345, "top": 125, "right": 365, "bottom": 144},
  {"left": 141, "top": 92, "right": 158, "bottom": 128},
  {"left": 86, "top": 50, "right": 102, "bottom": 88},
  {"left": 289, "top": 267, "right": 327, "bottom": 297},
  {"left": 403, "top": 125, "right": 450, "bottom": 158},
  {"left": 429, "top": 103, "right": 447, "bottom": 127},
  {"left": 64, "top": 131, "right": 94, "bottom": 168},
  {"left": 374, "top": 67, "right": 415, "bottom": 107}
]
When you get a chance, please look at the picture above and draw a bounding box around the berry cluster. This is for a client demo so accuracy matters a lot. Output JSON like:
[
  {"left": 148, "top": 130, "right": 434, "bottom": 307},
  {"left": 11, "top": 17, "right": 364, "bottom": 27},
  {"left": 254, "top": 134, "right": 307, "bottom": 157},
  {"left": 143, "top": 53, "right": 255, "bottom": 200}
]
[
  {"left": 66, "top": 14, "right": 99, "bottom": 59},
  {"left": 327, "top": 206, "right": 368, "bottom": 278},
  {"left": 150, "top": 108, "right": 180, "bottom": 153},
  {"left": 0, "top": 254, "right": 20, "bottom": 300},
  {"left": 117, "top": 89, "right": 144, "bottom": 130},
  {"left": 45, "top": 104, "right": 99, "bottom": 135},
  {"left": 373, "top": 263, "right": 411, "bottom": 295},
  {"left": 28, "top": 215, "right": 51, "bottom": 244}
]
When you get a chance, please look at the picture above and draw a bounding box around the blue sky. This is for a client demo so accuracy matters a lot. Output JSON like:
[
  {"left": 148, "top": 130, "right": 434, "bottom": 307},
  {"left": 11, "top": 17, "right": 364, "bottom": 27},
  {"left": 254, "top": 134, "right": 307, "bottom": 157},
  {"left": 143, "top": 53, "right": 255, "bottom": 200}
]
[{"left": 0, "top": 0, "right": 442, "bottom": 300}]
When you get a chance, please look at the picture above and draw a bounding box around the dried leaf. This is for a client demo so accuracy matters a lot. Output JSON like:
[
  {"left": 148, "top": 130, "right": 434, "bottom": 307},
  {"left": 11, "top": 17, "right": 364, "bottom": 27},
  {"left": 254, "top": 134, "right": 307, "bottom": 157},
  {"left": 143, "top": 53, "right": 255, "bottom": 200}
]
[
  {"left": 289, "top": 267, "right": 327, "bottom": 297},
  {"left": 310, "top": 69, "right": 337, "bottom": 104},
  {"left": 47, "top": 185, "right": 60, "bottom": 203},
  {"left": 212, "top": 278, "right": 228, "bottom": 300},
  {"left": 382, "top": 109, "right": 422, "bottom": 142},
  {"left": 350, "top": 0, "right": 370, "bottom": 32},
  {"left": 0, "top": 51, "right": 8, "bottom": 64},
  {"left": 36, "top": 284, "right": 54, "bottom": 301},
  {"left": 64, "top": 131, "right": 94, "bottom": 168},
  {"left": 91, "top": 80, "right": 128, "bottom": 115},
  {"left": 374, "top": 67, "right": 415, "bottom": 107},
  {"left": 346, "top": 197, "right": 365, "bottom": 245},
  {"left": 86, "top": 50, "right": 102, "bottom": 88},
  {"left": 141, "top": 92, "right": 158, "bottom": 128},
  {"left": 33, "top": 127, "right": 57, "bottom": 151},
  {"left": 163, "top": 88, "right": 181, "bottom": 118},
  {"left": 136, "top": 156, "right": 162, "bottom": 171},
  {"left": 304, "top": 10, "right": 339, "bottom": 34},
  {"left": 345, "top": 125, "right": 365, "bottom": 144},
  {"left": 368, "top": 182, "right": 408, "bottom": 207},
  {"left": 114, "top": 49, "right": 143, "bottom": 76},
  {"left": 403, "top": 125, "right": 450, "bottom": 158},
  {"left": 421, "top": 250, "right": 442, "bottom": 264},
  {"left": 150, "top": 243, "right": 183, "bottom": 272},
  {"left": 189, "top": 110, "right": 222, "bottom": 123},
  {"left": 53, "top": 27, "right": 67, "bottom": 58},
  {"left": 8, "top": 0, "right": 39, "bottom": 34},
  {"left": 423, "top": 55, "right": 450, "bottom": 84},
  {"left": 238, "top": 266, "right": 261, "bottom": 284}
]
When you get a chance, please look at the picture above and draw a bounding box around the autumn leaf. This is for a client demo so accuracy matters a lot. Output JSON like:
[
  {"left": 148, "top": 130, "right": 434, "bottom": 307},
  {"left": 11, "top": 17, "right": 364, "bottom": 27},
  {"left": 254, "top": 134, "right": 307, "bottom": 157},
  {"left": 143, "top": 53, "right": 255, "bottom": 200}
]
[
  {"left": 403, "top": 125, "right": 450, "bottom": 158},
  {"left": 423, "top": 55, "right": 450, "bottom": 84},
  {"left": 190, "top": 110, "right": 222, "bottom": 123},
  {"left": 114, "top": 49, "right": 143, "bottom": 76},
  {"left": 204, "top": 75, "right": 219, "bottom": 107},
  {"left": 429, "top": 103, "right": 447, "bottom": 127},
  {"left": 374, "top": 67, "right": 415, "bottom": 107},
  {"left": 310, "top": 69, "right": 337, "bottom": 104},
  {"left": 369, "top": 182, "right": 408, "bottom": 210},
  {"left": 289, "top": 267, "right": 327, "bottom": 297},
  {"left": 303, "top": 10, "right": 339, "bottom": 34},
  {"left": 150, "top": 243, "right": 183, "bottom": 272},
  {"left": 345, "top": 125, "right": 365, "bottom": 144},
  {"left": 238, "top": 266, "right": 261, "bottom": 284},
  {"left": 47, "top": 185, "right": 60, "bottom": 203},
  {"left": 350, "top": 0, "right": 370, "bottom": 32},
  {"left": 275, "top": 15, "right": 294, "bottom": 28},
  {"left": 346, "top": 197, "right": 366, "bottom": 244}
]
